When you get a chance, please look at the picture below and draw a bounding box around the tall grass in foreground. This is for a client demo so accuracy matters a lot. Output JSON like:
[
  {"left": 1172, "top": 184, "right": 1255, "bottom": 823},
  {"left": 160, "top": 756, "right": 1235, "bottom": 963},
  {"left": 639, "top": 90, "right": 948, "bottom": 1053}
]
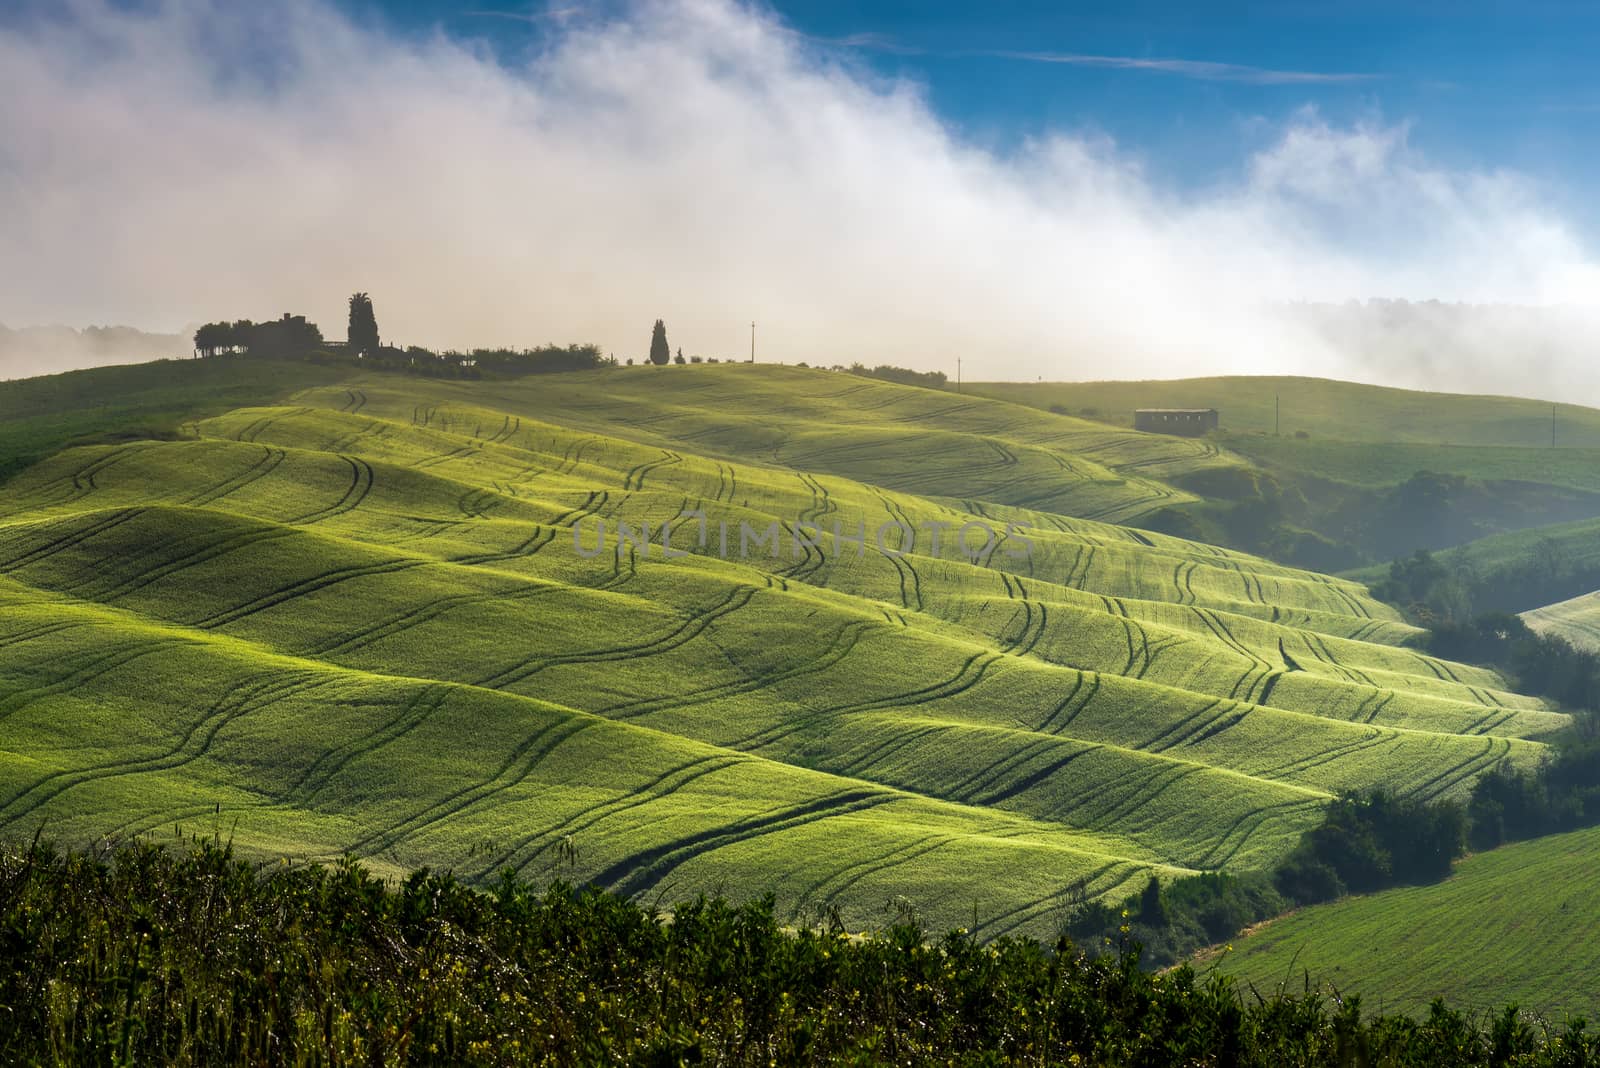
[{"left": 1, "top": 837, "right": 1595, "bottom": 1066}]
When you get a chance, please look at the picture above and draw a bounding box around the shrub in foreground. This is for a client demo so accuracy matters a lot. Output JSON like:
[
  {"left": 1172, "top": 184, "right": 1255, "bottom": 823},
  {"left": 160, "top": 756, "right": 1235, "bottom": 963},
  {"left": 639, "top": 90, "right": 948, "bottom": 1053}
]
[{"left": 2, "top": 837, "right": 1597, "bottom": 1065}]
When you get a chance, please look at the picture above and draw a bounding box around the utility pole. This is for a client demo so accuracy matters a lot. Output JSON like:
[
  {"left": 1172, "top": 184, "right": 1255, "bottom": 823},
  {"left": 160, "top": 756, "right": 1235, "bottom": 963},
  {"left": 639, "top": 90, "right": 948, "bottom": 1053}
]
[{"left": 750, "top": 321, "right": 756, "bottom": 363}]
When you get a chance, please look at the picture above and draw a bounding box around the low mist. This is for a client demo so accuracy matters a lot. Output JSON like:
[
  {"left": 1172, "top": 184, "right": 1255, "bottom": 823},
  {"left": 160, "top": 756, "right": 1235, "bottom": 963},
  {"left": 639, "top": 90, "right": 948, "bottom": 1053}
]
[{"left": 1, "top": 0, "right": 1597, "bottom": 396}]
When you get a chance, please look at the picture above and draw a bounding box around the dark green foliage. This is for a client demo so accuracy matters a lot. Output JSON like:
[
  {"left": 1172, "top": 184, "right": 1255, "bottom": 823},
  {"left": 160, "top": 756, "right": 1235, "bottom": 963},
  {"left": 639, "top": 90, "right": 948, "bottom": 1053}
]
[
  {"left": 192, "top": 314, "right": 324, "bottom": 360},
  {"left": 1071, "top": 791, "right": 1465, "bottom": 967},
  {"left": 1467, "top": 738, "right": 1600, "bottom": 850},
  {"left": 4, "top": 838, "right": 1597, "bottom": 1066},
  {"left": 347, "top": 292, "right": 380, "bottom": 356},
  {"left": 305, "top": 342, "right": 610, "bottom": 379},
  {"left": 649, "top": 319, "right": 670, "bottom": 366},
  {"left": 1423, "top": 612, "right": 1600, "bottom": 716},
  {"left": 846, "top": 362, "right": 948, "bottom": 390}
]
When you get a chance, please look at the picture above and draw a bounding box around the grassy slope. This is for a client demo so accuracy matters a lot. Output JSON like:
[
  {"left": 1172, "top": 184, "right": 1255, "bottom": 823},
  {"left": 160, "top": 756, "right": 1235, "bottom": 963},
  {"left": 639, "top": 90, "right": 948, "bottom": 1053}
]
[
  {"left": 0, "top": 357, "right": 343, "bottom": 483},
  {"left": 0, "top": 362, "right": 1560, "bottom": 938},
  {"left": 1523, "top": 591, "right": 1600, "bottom": 652},
  {"left": 969, "top": 375, "right": 1600, "bottom": 447},
  {"left": 978, "top": 375, "right": 1600, "bottom": 576},
  {"left": 974, "top": 375, "right": 1600, "bottom": 505},
  {"left": 1209, "top": 823, "right": 1600, "bottom": 1018}
]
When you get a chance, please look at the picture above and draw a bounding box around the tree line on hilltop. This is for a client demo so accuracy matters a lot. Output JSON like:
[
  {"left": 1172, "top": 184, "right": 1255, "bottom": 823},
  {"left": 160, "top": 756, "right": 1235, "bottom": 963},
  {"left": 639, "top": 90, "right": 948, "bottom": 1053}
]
[{"left": 192, "top": 300, "right": 951, "bottom": 387}]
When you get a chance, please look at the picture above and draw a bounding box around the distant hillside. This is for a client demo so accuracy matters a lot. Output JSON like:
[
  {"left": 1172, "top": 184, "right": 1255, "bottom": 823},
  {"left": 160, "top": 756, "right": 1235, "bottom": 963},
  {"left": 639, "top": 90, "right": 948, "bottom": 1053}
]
[
  {"left": 1209, "top": 821, "right": 1600, "bottom": 1018},
  {"left": 1524, "top": 591, "right": 1600, "bottom": 653},
  {"left": 970, "top": 375, "right": 1600, "bottom": 447},
  {"left": 0, "top": 324, "right": 187, "bottom": 379},
  {"left": 0, "top": 357, "right": 342, "bottom": 483},
  {"left": 0, "top": 361, "right": 1556, "bottom": 939},
  {"left": 970, "top": 376, "right": 1600, "bottom": 574}
]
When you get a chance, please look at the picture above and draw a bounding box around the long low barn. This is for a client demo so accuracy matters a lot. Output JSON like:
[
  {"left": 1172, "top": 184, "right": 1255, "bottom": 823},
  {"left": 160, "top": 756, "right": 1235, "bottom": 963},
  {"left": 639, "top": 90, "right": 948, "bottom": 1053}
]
[{"left": 1134, "top": 408, "right": 1218, "bottom": 436}]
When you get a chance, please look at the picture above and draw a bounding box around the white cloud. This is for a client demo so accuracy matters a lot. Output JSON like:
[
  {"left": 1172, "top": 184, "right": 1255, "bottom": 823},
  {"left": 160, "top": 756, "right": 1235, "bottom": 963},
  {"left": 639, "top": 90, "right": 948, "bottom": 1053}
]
[{"left": 0, "top": 0, "right": 1596, "bottom": 394}]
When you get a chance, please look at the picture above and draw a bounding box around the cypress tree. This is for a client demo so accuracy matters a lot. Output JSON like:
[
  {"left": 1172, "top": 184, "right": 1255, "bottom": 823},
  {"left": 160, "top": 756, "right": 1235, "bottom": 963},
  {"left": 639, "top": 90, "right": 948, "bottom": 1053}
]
[{"left": 649, "top": 319, "right": 670, "bottom": 366}]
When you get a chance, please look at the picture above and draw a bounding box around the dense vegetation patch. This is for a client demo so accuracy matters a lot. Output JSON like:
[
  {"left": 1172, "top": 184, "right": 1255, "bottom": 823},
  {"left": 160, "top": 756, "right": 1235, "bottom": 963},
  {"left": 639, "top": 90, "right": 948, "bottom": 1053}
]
[{"left": 5, "top": 837, "right": 1598, "bottom": 1066}]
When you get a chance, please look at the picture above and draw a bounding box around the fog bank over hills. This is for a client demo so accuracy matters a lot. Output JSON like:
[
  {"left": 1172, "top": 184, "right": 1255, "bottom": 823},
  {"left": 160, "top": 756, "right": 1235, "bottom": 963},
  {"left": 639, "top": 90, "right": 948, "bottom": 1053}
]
[
  {"left": 1282, "top": 301, "right": 1600, "bottom": 403},
  {"left": 1, "top": 1, "right": 1596, "bottom": 392},
  {"left": 0, "top": 325, "right": 188, "bottom": 380}
]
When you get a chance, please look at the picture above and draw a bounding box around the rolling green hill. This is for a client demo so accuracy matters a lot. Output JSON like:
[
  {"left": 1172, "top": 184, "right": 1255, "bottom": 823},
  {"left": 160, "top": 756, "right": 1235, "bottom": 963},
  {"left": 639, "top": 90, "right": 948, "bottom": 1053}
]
[
  {"left": 1524, "top": 591, "right": 1600, "bottom": 652},
  {"left": 0, "top": 361, "right": 1562, "bottom": 938},
  {"left": 975, "top": 375, "right": 1600, "bottom": 577},
  {"left": 1208, "top": 821, "right": 1600, "bottom": 1018},
  {"left": 970, "top": 375, "right": 1600, "bottom": 448}
]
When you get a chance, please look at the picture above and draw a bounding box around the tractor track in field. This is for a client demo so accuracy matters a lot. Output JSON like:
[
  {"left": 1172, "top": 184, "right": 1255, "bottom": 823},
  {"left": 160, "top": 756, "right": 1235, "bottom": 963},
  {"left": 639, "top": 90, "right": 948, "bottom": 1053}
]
[
  {"left": 54, "top": 521, "right": 300, "bottom": 604},
  {"left": 555, "top": 436, "right": 598, "bottom": 475},
  {"left": 0, "top": 619, "right": 90, "bottom": 647},
  {"left": 730, "top": 651, "right": 1003, "bottom": 755},
  {"left": 830, "top": 723, "right": 957, "bottom": 780},
  {"left": 326, "top": 416, "right": 386, "bottom": 454},
  {"left": 599, "top": 620, "right": 874, "bottom": 723},
  {"left": 281, "top": 686, "right": 451, "bottom": 804},
  {"left": 468, "top": 754, "right": 750, "bottom": 881},
  {"left": 346, "top": 714, "right": 600, "bottom": 860},
  {"left": 1036, "top": 673, "right": 1101, "bottom": 735},
  {"left": 1362, "top": 693, "right": 1395, "bottom": 725},
  {"left": 0, "top": 639, "right": 189, "bottom": 724},
  {"left": 1464, "top": 708, "right": 1517, "bottom": 736},
  {"left": 622, "top": 450, "right": 682, "bottom": 491},
  {"left": 792, "top": 833, "right": 955, "bottom": 918},
  {"left": 1406, "top": 737, "right": 1510, "bottom": 802},
  {"left": 977, "top": 863, "right": 1127, "bottom": 941},
  {"left": 456, "top": 487, "right": 500, "bottom": 519},
  {"left": 282, "top": 456, "right": 373, "bottom": 524},
  {"left": 1097, "top": 765, "right": 1210, "bottom": 829},
  {"left": 872, "top": 492, "right": 923, "bottom": 609},
  {"left": 340, "top": 389, "right": 368, "bottom": 414},
  {"left": 1195, "top": 798, "right": 1325, "bottom": 870},
  {"left": 305, "top": 578, "right": 569, "bottom": 658},
  {"left": 413, "top": 440, "right": 478, "bottom": 471},
  {"left": 475, "top": 583, "right": 760, "bottom": 691},
  {"left": 1138, "top": 699, "right": 1229, "bottom": 754},
  {"left": 238, "top": 407, "right": 314, "bottom": 443},
  {"left": 971, "top": 745, "right": 1107, "bottom": 807},
  {"left": 0, "top": 673, "right": 327, "bottom": 820},
  {"left": 940, "top": 735, "right": 1058, "bottom": 801},
  {"left": 0, "top": 508, "right": 146, "bottom": 575},
  {"left": 594, "top": 788, "right": 898, "bottom": 900},
  {"left": 28, "top": 445, "right": 148, "bottom": 506},
  {"left": 184, "top": 445, "right": 287, "bottom": 507},
  {"left": 1256, "top": 728, "right": 1397, "bottom": 781},
  {"left": 451, "top": 490, "right": 608, "bottom": 566},
  {"left": 190, "top": 556, "right": 430, "bottom": 630}
]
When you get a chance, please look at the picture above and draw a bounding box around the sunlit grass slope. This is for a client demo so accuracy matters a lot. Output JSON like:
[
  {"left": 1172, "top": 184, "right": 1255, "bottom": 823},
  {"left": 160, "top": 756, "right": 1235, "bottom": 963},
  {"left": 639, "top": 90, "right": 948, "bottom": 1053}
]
[
  {"left": 0, "top": 356, "right": 342, "bottom": 483},
  {"left": 1524, "top": 590, "right": 1600, "bottom": 653},
  {"left": 1209, "top": 822, "right": 1600, "bottom": 1018},
  {"left": 0, "top": 362, "right": 1562, "bottom": 937},
  {"left": 970, "top": 375, "right": 1600, "bottom": 448}
]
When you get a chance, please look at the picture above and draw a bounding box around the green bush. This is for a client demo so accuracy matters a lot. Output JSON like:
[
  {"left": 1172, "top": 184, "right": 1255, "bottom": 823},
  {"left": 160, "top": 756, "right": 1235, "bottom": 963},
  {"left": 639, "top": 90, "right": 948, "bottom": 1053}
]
[{"left": 4, "top": 836, "right": 1593, "bottom": 1065}]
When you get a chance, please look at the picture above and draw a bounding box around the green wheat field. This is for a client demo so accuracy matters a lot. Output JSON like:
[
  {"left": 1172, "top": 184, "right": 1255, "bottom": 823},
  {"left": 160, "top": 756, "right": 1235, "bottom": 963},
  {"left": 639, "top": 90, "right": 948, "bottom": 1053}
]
[{"left": 0, "top": 360, "right": 1568, "bottom": 942}]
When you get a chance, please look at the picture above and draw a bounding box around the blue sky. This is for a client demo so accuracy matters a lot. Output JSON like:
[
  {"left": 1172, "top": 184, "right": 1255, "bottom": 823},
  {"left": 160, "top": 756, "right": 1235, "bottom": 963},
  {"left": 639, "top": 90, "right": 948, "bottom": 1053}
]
[
  {"left": 4, "top": 0, "right": 1598, "bottom": 390},
  {"left": 373, "top": 0, "right": 1600, "bottom": 237}
]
